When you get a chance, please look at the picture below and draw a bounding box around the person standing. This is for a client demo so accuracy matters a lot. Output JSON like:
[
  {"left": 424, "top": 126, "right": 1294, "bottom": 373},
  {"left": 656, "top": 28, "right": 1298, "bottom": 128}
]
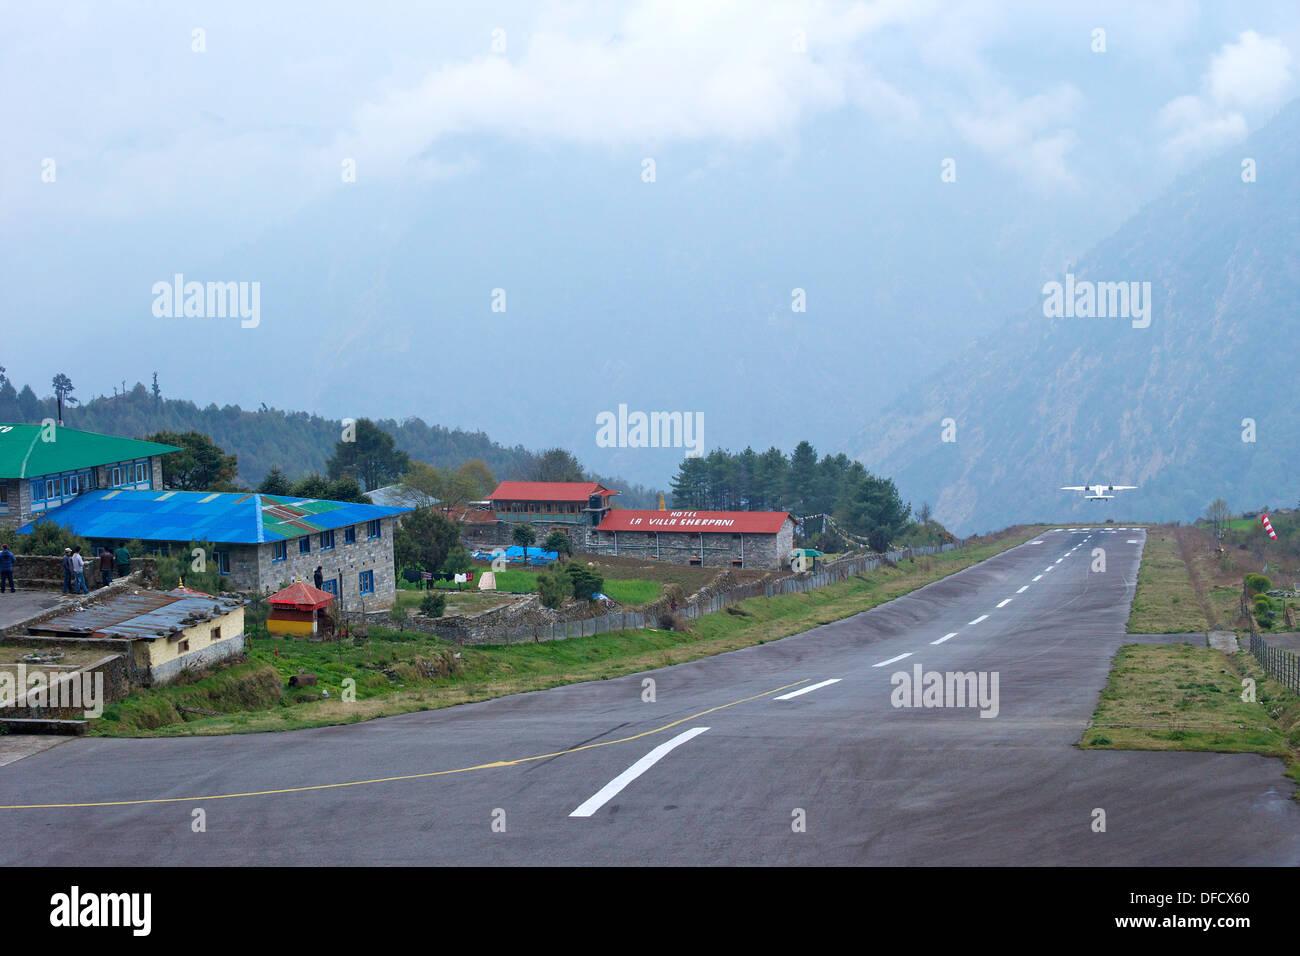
[
  {"left": 61, "top": 547, "right": 74, "bottom": 594},
  {"left": 71, "top": 546, "right": 89, "bottom": 594},
  {"left": 0, "top": 543, "right": 14, "bottom": 593},
  {"left": 113, "top": 541, "right": 132, "bottom": 580},
  {"left": 99, "top": 546, "right": 115, "bottom": 588},
  {"left": 313, "top": 565, "right": 324, "bottom": 590}
]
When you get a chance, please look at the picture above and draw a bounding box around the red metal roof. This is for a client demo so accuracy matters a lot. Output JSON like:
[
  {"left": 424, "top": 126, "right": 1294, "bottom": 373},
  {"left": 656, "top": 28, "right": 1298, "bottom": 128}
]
[
  {"left": 488, "top": 481, "right": 618, "bottom": 502},
  {"left": 596, "top": 510, "right": 793, "bottom": 534},
  {"left": 266, "top": 581, "right": 335, "bottom": 611}
]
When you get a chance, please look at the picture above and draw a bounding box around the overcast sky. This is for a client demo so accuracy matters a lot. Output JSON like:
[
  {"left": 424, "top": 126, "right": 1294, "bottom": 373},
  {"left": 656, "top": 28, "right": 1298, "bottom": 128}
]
[{"left": 3, "top": 1, "right": 1297, "bottom": 486}]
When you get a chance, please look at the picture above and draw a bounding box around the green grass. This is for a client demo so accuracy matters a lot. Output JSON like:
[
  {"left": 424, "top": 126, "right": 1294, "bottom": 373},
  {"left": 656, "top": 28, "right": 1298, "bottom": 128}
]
[
  {"left": 602, "top": 579, "right": 661, "bottom": 604},
  {"left": 90, "top": 529, "right": 1038, "bottom": 736},
  {"left": 1081, "top": 643, "right": 1300, "bottom": 786},
  {"left": 1126, "top": 528, "right": 1210, "bottom": 633},
  {"left": 403, "top": 568, "right": 662, "bottom": 604}
]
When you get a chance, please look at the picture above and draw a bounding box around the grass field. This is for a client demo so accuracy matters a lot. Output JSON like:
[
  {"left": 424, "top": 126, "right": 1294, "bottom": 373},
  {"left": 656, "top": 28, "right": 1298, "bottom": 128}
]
[
  {"left": 1081, "top": 643, "right": 1300, "bottom": 786},
  {"left": 1126, "top": 528, "right": 1211, "bottom": 633},
  {"left": 90, "top": 527, "right": 1040, "bottom": 736},
  {"left": 400, "top": 567, "right": 662, "bottom": 605}
]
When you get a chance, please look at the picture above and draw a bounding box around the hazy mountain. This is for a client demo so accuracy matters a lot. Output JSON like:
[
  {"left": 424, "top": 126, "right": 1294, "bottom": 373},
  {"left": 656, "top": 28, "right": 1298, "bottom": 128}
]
[
  {"left": 849, "top": 99, "right": 1300, "bottom": 536},
  {"left": 0, "top": 382, "right": 664, "bottom": 507}
]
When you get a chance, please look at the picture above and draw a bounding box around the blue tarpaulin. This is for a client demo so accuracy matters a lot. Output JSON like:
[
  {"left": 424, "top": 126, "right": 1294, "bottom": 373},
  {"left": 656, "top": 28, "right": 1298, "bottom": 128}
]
[{"left": 471, "top": 546, "right": 559, "bottom": 564}]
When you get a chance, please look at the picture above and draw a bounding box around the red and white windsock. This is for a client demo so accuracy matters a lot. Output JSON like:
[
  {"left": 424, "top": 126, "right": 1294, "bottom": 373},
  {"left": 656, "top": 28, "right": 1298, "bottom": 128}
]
[{"left": 1261, "top": 513, "right": 1278, "bottom": 540}]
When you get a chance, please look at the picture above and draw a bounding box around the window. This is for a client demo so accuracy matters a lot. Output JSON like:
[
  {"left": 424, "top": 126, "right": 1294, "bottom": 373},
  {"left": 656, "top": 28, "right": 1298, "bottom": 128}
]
[
  {"left": 299, "top": 536, "right": 311, "bottom": 555},
  {"left": 46, "top": 479, "right": 55, "bottom": 499},
  {"left": 110, "top": 467, "right": 121, "bottom": 487},
  {"left": 214, "top": 550, "right": 230, "bottom": 574},
  {"left": 321, "top": 579, "right": 338, "bottom": 596},
  {"left": 210, "top": 626, "right": 221, "bottom": 642},
  {"left": 367, "top": 520, "right": 381, "bottom": 539},
  {"left": 178, "top": 639, "right": 189, "bottom": 653},
  {"left": 272, "top": 540, "right": 287, "bottom": 563},
  {"left": 320, "top": 530, "right": 335, "bottom": 550},
  {"left": 359, "top": 570, "right": 374, "bottom": 595},
  {"left": 344, "top": 526, "right": 356, "bottom": 545},
  {"left": 136, "top": 462, "right": 147, "bottom": 483}
]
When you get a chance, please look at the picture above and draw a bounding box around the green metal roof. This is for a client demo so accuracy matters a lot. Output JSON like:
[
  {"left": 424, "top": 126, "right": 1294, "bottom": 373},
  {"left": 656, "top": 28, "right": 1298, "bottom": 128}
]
[{"left": 0, "top": 424, "right": 180, "bottom": 479}]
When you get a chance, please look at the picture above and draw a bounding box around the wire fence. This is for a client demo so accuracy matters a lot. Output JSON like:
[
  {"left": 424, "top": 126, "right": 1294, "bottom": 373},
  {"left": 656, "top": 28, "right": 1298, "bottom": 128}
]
[
  {"left": 430, "top": 541, "right": 962, "bottom": 646},
  {"left": 1249, "top": 632, "right": 1300, "bottom": 696}
]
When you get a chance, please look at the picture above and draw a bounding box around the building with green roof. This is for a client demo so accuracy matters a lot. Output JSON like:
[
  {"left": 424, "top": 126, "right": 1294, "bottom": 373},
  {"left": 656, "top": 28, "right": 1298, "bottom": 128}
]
[{"left": 0, "top": 423, "right": 180, "bottom": 531}]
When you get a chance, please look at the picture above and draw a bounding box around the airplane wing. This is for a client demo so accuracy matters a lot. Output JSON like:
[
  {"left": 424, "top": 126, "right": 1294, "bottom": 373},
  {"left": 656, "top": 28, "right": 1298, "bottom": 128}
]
[
  {"left": 1109, "top": 485, "right": 1137, "bottom": 491},
  {"left": 1060, "top": 486, "right": 1088, "bottom": 491}
]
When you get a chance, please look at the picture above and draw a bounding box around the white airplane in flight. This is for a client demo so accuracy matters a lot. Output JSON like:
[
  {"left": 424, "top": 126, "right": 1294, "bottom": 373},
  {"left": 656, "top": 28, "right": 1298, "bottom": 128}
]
[{"left": 1061, "top": 483, "right": 1138, "bottom": 501}]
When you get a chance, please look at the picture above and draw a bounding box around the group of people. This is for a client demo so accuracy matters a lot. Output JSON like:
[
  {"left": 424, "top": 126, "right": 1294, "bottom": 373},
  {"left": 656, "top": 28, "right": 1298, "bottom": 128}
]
[
  {"left": 60, "top": 544, "right": 132, "bottom": 595},
  {"left": 0, "top": 542, "right": 133, "bottom": 596}
]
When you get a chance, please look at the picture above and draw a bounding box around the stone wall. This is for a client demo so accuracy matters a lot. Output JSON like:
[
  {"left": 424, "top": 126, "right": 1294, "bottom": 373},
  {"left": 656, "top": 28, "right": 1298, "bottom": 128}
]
[
  {"left": 2, "top": 653, "right": 130, "bottom": 720},
  {"left": 3, "top": 554, "right": 158, "bottom": 592},
  {"left": 588, "top": 522, "right": 794, "bottom": 569},
  {"left": 252, "top": 517, "right": 399, "bottom": 609}
]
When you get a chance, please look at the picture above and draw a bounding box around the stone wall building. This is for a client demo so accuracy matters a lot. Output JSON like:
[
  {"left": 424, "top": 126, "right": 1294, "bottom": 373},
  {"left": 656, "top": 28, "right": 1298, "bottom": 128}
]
[
  {"left": 17, "top": 489, "right": 410, "bottom": 609},
  {"left": 0, "top": 424, "right": 176, "bottom": 531},
  {"left": 590, "top": 510, "right": 796, "bottom": 569}
]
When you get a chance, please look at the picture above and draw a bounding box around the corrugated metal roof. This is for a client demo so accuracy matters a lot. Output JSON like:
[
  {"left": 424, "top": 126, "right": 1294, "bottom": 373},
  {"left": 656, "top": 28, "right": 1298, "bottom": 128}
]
[
  {"left": 27, "top": 588, "right": 243, "bottom": 641},
  {"left": 596, "top": 510, "right": 793, "bottom": 534},
  {"left": 488, "top": 481, "right": 618, "bottom": 502},
  {"left": 17, "top": 490, "right": 410, "bottom": 544},
  {"left": 0, "top": 424, "right": 180, "bottom": 479}
]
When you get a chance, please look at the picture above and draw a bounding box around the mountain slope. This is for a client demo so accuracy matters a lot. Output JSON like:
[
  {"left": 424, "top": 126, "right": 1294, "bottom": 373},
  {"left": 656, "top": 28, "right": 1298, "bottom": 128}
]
[{"left": 849, "top": 100, "right": 1300, "bottom": 535}]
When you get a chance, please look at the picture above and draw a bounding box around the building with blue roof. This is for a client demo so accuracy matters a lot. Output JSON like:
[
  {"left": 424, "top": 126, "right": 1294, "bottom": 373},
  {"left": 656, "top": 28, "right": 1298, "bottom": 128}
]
[{"left": 19, "top": 489, "right": 412, "bottom": 608}]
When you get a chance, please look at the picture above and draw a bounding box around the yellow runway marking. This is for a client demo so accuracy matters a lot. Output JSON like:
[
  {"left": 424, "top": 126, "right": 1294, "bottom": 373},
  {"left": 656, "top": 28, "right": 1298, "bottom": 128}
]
[{"left": 0, "top": 678, "right": 811, "bottom": 810}]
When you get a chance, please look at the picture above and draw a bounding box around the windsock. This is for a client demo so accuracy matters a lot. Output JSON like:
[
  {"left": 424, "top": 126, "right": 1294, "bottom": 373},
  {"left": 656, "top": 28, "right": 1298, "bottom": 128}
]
[{"left": 1261, "top": 513, "right": 1277, "bottom": 540}]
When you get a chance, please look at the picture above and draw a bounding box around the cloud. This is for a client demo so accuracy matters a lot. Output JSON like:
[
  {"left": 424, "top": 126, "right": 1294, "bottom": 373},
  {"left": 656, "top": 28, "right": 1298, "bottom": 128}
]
[
  {"left": 1158, "top": 30, "right": 1293, "bottom": 158},
  {"left": 953, "top": 84, "right": 1083, "bottom": 188},
  {"left": 328, "top": 0, "right": 924, "bottom": 177}
]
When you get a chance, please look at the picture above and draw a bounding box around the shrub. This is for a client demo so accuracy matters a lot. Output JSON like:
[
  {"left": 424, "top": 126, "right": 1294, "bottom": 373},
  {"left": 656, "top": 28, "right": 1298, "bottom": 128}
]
[
  {"left": 389, "top": 605, "right": 408, "bottom": 623},
  {"left": 419, "top": 592, "right": 446, "bottom": 618},
  {"left": 543, "top": 530, "right": 573, "bottom": 557},
  {"left": 564, "top": 564, "right": 604, "bottom": 601},
  {"left": 14, "top": 518, "right": 90, "bottom": 557},
  {"left": 536, "top": 569, "right": 572, "bottom": 609},
  {"left": 1245, "top": 573, "right": 1272, "bottom": 595},
  {"left": 657, "top": 610, "right": 688, "bottom": 632},
  {"left": 442, "top": 545, "right": 472, "bottom": 575}
]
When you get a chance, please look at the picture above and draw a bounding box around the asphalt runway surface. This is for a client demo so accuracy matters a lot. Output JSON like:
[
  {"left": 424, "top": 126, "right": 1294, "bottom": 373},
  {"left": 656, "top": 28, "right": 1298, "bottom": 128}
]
[{"left": 2, "top": 527, "right": 1298, "bottom": 865}]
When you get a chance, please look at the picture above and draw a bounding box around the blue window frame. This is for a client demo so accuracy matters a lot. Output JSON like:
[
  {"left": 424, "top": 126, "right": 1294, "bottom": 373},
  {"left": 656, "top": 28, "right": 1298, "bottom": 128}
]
[
  {"left": 320, "top": 529, "right": 335, "bottom": 550},
  {"left": 272, "top": 541, "right": 287, "bottom": 563},
  {"left": 213, "top": 550, "right": 230, "bottom": 574},
  {"left": 359, "top": 570, "right": 374, "bottom": 595},
  {"left": 344, "top": 526, "right": 356, "bottom": 545},
  {"left": 367, "top": 519, "right": 381, "bottom": 539},
  {"left": 298, "top": 536, "right": 311, "bottom": 555},
  {"left": 29, "top": 468, "right": 97, "bottom": 512},
  {"left": 320, "top": 579, "right": 338, "bottom": 597}
]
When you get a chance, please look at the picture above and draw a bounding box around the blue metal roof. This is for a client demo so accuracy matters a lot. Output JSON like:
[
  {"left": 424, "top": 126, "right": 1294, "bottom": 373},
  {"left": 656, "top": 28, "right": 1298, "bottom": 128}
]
[{"left": 17, "top": 490, "right": 410, "bottom": 544}]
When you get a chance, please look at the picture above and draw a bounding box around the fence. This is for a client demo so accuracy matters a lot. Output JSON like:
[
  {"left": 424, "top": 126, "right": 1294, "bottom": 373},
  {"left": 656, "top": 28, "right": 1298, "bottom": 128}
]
[
  {"left": 1249, "top": 633, "right": 1300, "bottom": 695},
  {"left": 427, "top": 541, "right": 961, "bottom": 646}
]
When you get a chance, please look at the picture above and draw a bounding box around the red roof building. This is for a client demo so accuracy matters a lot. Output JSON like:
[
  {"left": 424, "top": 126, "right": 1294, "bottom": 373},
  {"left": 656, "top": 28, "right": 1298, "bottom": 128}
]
[
  {"left": 591, "top": 510, "right": 797, "bottom": 569},
  {"left": 596, "top": 510, "right": 793, "bottom": 534},
  {"left": 487, "top": 481, "right": 619, "bottom": 528},
  {"left": 266, "top": 581, "right": 335, "bottom": 636}
]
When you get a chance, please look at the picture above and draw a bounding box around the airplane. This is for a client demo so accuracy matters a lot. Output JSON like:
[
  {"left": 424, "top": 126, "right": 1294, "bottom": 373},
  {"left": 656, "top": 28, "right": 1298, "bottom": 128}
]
[{"left": 1061, "top": 483, "right": 1138, "bottom": 501}]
